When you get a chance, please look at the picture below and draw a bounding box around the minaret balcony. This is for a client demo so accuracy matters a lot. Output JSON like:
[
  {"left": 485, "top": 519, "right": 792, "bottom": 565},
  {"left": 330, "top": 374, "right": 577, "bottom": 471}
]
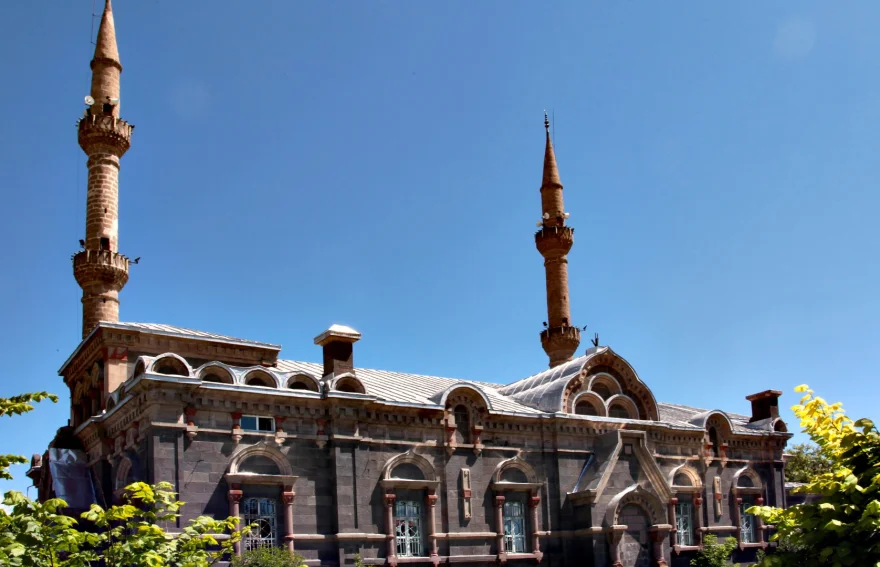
[
  {"left": 540, "top": 325, "right": 581, "bottom": 365},
  {"left": 535, "top": 225, "right": 574, "bottom": 257},
  {"left": 73, "top": 249, "right": 130, "bottom": 289},
  {"left": 78, "top": 114, "right": 133, "bottom": 156}
]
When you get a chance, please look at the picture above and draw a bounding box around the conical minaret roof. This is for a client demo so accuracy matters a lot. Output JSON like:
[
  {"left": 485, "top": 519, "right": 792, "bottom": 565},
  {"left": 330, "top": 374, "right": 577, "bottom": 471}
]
[
  {"left": 542, "top": 113, "right": 562, "bottom": 188},
  {"left": 92, "top": 0, "right": 119, "bottom": 65}
]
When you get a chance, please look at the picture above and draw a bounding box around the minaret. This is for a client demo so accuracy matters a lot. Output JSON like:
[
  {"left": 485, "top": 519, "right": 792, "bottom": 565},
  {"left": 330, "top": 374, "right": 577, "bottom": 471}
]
[
  {"left": 535, "top": 114, "right": 580, "bottom": 367},
  {"left": 73, "top": 0, "right": 133, "bottom": 338}
]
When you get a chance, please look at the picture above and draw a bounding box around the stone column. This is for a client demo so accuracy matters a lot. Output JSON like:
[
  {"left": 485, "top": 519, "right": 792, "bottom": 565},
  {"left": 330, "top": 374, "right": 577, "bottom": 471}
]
[
  {"left": 693, "top": 496, "right": 704, "bottom": 546},
  {"left": 755, "top": 496, "right": 765, "bottom": 546},
  {"left": 529, "top": 494, "right": 542, "bottom": 556},
  {"left": 607, "top": 527, "right": 625, "bottom": 567},
  {"left": 228, "top": 487, "right": 243, "bottom": 556},
  {"left": 667, "top": 498, "right": 677, "bottom": 546},
  {"left": 649, "top": 526, "right": 671, "bottom": 567},
  {"left": 384, "top": 493, "right": 397, "bottom": 565},
  {"left": 282, "top": 490, "right": 296, "bottom": 553},
  {"left": 494, "top": 495, "right": 506, "bottom": 561},
  {"left": 734, "top": 496, "right": 743, "bottom": 546},
  {"left": 426, "top": 491, "right": 439, "bottom": 561}
]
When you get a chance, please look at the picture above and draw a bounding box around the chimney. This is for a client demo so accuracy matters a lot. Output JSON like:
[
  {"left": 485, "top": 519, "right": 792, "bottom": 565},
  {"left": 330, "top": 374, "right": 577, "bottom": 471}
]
[
  {"left": 745, "top": 390, "right": 782, "bottom": 423},
  {"left": 314, "top": 324, "right": 361, "bottom": 378}
]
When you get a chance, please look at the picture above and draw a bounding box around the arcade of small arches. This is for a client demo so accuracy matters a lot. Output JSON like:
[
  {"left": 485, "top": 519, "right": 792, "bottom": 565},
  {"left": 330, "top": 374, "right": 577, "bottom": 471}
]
[{"left": 567, "top": 371, "right": 648, "bottom": 420}]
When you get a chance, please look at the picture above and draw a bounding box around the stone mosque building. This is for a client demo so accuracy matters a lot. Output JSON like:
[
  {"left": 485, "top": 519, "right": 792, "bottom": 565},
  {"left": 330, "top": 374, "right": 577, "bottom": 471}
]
[{"left": 28, "top": 3, "right": 792, "bottom": 566}]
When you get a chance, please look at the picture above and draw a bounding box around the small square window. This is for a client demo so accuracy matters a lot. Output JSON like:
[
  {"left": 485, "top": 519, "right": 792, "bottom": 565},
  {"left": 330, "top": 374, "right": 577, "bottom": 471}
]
[{"left": 240, "top": 415, "right": 275, "bottom": 433}]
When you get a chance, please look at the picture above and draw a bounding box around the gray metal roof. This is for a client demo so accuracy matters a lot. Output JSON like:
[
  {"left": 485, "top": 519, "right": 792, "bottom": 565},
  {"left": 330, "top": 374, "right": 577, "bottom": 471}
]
[
  {"left": 275, "top": 360, "right": 545, "bottom": 415},
  {"left": 114, "top": 322, "right": 280, "bottom": 349},
  {"left": 497, "top": 351, "right": 598, "bottom": 412}
]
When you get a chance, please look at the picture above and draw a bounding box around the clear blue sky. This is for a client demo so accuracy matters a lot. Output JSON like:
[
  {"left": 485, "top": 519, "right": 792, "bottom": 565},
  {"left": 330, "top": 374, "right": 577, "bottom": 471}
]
[{"left": 1, "top": 1, "right": 878, "bottom": 496}]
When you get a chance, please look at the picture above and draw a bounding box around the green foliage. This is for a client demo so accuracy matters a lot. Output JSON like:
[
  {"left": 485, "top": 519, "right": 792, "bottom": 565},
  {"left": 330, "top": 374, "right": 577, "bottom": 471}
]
[
  {"left": 353, "top": 552, "right": 365, "bottom": 567},
  {"left": 231, "top": 547, "right": 305, "bottom": 567},
  {"left": 0, "top": 482, "right": 246, "bottom": 567},
  {"left": 690, "top": 534, "right": 738, "bottom": 567},
  {"left": 0, "top": 392, "right": 57, "bottom": 480},
  {"left": 0, "top": 491, "right": 96, "bottom": 567},
  {"left": 785, "top": 442, "right": 833, "bottom": 484},
  {"left": 750, "top": 385, "right": 880, "bottom": 567}
]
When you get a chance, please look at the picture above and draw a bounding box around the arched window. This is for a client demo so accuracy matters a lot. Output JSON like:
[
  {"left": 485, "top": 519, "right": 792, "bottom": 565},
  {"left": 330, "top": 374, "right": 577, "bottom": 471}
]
[
  {"left": 239, "top": 456, "right": 282, "bottom": 475},
  {"left": 289, "top": 381, "right": 310, "bottom": 390},
  {"left": 608, "top": 403, "right": 631, "bottom": 419},
  {"left": 675, "top": 494, "right": 695, "bottom": 546},
  {"left": 391, "top": 463, "right": 425, "bottom": 481},
  {"left": 454, "top": 405, "right": 471, "bottom": 444},
  {"left": 674, "top": 473, "right": 692, "bottom": 487},
  {"left": 592, "top": 383, "right": 613, "bottom": 400},
  {"left": 709, "top": 427, "right": 720, "bottom": 457},
  {"left": 153, "top": 356, "right": 189, "bottom": 376},
  {"left": 336, "top": 382, "right": 357, "bottom": 393},
  {"left": 575, "top": 400, "right": 600, "bottom": 416},
  {"left": 738, "top": 475, "right": 754, "bottom": 488},
  {"left": 245, "top": 374, "right": 274, "bottom": 388},
  {"left": 500, "top": 468, "right": 529, "bottom": 484}
]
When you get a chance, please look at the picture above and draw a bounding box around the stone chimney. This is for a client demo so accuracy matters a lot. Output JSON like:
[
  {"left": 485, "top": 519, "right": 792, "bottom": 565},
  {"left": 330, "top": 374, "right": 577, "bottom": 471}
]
[
  {"left": 314, "top": 324, "right": 361, "bottom": 378},
  {"left": 745, "top": 390, "right": 782, "bottom": 423}
]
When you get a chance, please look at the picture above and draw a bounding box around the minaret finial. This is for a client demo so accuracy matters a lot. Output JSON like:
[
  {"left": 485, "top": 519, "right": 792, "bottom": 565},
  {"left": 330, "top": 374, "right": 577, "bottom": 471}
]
[
  {"left": 544, "top": 111, "right": 550, "bottom": 132},
  {"left": 93, "top": 0, "right": 120, "bottom": 65}
]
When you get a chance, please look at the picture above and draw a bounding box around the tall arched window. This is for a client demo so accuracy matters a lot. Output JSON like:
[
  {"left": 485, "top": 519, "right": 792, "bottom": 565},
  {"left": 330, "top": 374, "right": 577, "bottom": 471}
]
[
  {"left": 454, "top": 405, "right": 471, "bottom": 444},
  {"left": 709, "top": 427, "right": 720, "bottom": 457},
  {"left": 575, "top": 400, "right": 600, "bottom": 416}
]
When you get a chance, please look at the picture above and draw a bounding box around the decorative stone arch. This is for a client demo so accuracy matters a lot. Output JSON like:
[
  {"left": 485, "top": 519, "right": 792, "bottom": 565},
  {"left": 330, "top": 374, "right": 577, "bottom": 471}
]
[
  {"left": 149, "top": 353, "right": 192, "bottom": 377},
  {"left": 668, "top": 464, "right": 703, "bottom": 489},
  {"left": 732, "top": 466, "right": 762, "bottom": 490},
  {"left": 286, "top": 373, "right": 321, "bottom": 392},
  {"left": 329, "top": 372, "right": 366, "bottom": 394},
  {"left": 228, "top": 442, "right": 294, "bottom": 477},
  {"left": 605, "top": 394, "right": 640, "bottom": 420},
  {"left": 381, "top": 450, "right": 438, "bottom": 482},
  {"left": 242, "top": 368, "right": 279, "bottom": 388},
  {"left": 700, "top": 411, "right": 734, "bottom": 464},
  {"left": 605, "top": 485, "right": 667, "bottom": 528},
  {"left": 772, "top": 418, "right": 788, "bottom": 433},
  {"left": 587, "top": 372, "right": 623, "bottom": 400},
  {"left": 560, "top": 348, "right": 660, "bottom": 421},
  {"left": 105, "top": 392, "right": 119, "bottom": 412},
  {"left": 115, "top": 453, "right": 141, "bottom": 492},
  {"left": 441, "top": 385, "right": 490, "bottom": 452},
  {"left": 571, "top": 391, "right": 607, "bottom": 417},
  {"left": 197, "top": 362, "right": 236, "bottom": 385},
  {"left": 132, "top": 358, "right": 147, "bottom": 380},
  {"left": 492, "top": 455, "right": 539, "bottom": 485}
]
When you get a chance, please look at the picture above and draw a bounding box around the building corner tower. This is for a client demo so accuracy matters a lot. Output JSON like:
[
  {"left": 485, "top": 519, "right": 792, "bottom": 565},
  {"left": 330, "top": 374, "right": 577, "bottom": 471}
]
[
  {"left": 73, "top": 0, "right": 133, "bottom": 338},
  {"left": 536, "top": 114, "right": 580, "bottom": 367}
]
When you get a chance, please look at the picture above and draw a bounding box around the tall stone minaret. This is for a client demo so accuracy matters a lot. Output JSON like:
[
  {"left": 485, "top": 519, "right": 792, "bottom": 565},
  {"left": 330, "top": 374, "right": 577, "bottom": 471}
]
[
  {"left": 536, "top": 114, "right": 580, "bottom": 367},
  {"left": 73, "top": 0, "right": 133, "bottom": 338}
]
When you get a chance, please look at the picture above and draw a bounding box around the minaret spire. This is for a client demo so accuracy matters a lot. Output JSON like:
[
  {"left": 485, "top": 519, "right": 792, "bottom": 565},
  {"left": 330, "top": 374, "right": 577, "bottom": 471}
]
[
  {"left": 535, "top": 114, "right": 580, "bottom": 367},
  {"left": 74, "top": 0, "right": 133, "bottom": 338}
]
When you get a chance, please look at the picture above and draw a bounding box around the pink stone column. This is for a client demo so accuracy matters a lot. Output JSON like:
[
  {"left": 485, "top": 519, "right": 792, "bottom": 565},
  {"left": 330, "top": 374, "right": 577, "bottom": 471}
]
[
  {"left": 734, "top": 496, "right": 743, "bottom": 547},
  {"left": 650, "top": 527, "right": 670, "bottom": 567},
  {"left": 426, "top": 492, "right": 439, "bottom": 561},
  {"left": 694, "top": 496, "right": 704, "bottom": 546},
  {"left": 494, "top": 495, "right": 506, "bottom": 561},
  {"left": 384, "top": 493, "right": 398, "bottom": 566},
  {"left": 607, "top": 529, "right": 624, "bottom": 567},
  {"left": 529, "top": 495, "right": 542, "bottom": 555},
  {"left": 228, "top": 488, "right": 243, "bottom": 556},
  {"left": 668, "top": 498, "right": 678, "bottom": 547},
  {"left": 282, "top": 490, "right": 296, "bottom": 553}
]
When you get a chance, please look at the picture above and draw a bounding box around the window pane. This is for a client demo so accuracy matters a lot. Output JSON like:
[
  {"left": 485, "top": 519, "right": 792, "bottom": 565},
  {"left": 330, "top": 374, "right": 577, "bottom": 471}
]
[
  {"left": 242, "top": 497, "right": 277, "bottom": 550},
  {"left": 258, "top": 417, "right": 274, "bottom": 432},
  {"left": 503, "top": 500, "right": 527, "bottom": 553},
  {"left": 394, "top": 500, "right": 422, "bottom": 557},
  {"left": 240, "top": 416, "right": 257, "bottom": 431},
  {"left": 740, "top": 497, "right": 756, "bottom": 543},
  {"left": 675, "top": 500, "right": 693, "bottom": 546}
]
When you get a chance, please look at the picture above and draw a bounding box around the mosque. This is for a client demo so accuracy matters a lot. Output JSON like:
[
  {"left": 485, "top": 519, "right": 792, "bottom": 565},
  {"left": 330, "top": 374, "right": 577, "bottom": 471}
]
[{"left": 28, "top": 3, "right": 792, "bottom": 566}]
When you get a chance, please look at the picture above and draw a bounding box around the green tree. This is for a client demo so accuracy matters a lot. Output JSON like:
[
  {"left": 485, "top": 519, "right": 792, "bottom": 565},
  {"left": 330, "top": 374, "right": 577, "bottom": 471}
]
[
  {"left": 750, "top": 385, "right": 880, "bottom": 567},
  {"left": 0, "top": 392, "right": 57, "bottom": 480},
  {"left": 231, "top": 547, "right": 305, "bottom": 567},
  {"left": 785, "top": 443, "right": 833, "bottom": 484},
  {"left": 1, "top": 482, "right": 245, "bottom": 567},
  {"left": 690, "top": 534, "right": 738, "bottom": 567}
]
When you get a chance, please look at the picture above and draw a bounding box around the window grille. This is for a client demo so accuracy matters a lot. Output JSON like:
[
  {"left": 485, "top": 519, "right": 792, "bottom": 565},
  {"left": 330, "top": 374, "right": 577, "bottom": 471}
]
[
  {"left": 675, "top": 499, "right": 694, "bottom": 546},
  {"left": 503, "top": 501, "right": 527, "bottom": 553},
  {"left": 740, "top": 497, "right": 756, "bottom": 543},
  {"left": 395, "top": 500, "right": 423, "bottom": 557},
  {"left": 240, "top": 415, "right": 275, "bottom": 432},
  {"left": 243, "top": 497, "right": 277, "bottom": 550}
]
